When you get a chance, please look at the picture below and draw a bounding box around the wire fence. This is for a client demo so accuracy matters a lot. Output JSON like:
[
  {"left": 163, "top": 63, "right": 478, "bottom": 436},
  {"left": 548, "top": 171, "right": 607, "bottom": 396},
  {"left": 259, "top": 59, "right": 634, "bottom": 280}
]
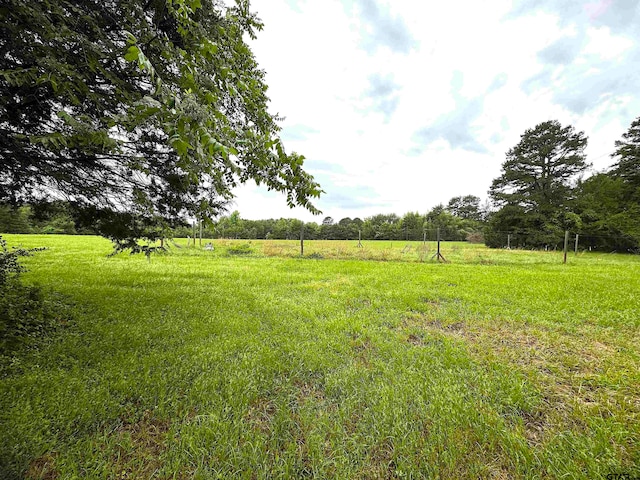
[{"left": 484, "top": 230, "right": 639, "bottom": 254}]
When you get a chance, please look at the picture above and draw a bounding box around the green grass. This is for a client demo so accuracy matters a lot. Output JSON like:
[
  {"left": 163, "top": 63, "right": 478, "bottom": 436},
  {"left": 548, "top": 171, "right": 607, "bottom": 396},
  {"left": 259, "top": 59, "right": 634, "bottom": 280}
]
[{"left": 1, "top": 235, "right": 639, "bottom": 479}]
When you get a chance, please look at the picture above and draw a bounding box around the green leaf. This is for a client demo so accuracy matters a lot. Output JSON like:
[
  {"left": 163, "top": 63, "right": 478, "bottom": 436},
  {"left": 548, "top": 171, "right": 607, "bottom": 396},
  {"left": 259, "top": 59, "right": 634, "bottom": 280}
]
[
  {"left": 171, "top": 138, "right": 191, "bottom": 157},
  {"left": 199, "top": 41, "right": 218, "bottom": 62},
  {"left": 123, "top": 30, "right": 137, "bottom": 45},
  {"left": 124, "top": 46, "right": 140, "bottom": 62}
]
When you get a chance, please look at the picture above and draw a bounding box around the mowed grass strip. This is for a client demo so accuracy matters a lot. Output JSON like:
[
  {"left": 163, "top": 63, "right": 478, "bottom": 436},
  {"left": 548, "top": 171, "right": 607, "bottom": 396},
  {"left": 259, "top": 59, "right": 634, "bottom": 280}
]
[{"left": 1, "top": 235, "right": 639, "bottom": 479}]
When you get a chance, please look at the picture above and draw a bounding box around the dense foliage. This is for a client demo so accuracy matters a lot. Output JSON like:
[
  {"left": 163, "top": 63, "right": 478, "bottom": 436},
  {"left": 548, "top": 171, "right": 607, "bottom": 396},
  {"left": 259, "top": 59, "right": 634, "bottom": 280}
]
[
  {"left": 0, "top": 0, "right": 320, "bottom": 242},
  {"left": 570, "top": 116, "right": 640, "bottom": 251},
  {"left": 0, "top": 236, "right": 64, "bottom": 355},
  {"left": 486, "top": 118, "right": 640, "bottom": 251},
  {"left": 198, "top": 203, "right": 485, "bottom": 242},
  {"left": 1, "top": 197, "right": 486, "bottom": 241}
]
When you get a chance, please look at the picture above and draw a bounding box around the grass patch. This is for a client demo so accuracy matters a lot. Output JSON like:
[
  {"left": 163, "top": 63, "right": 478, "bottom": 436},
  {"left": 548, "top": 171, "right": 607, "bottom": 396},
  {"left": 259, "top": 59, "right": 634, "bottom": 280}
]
[
  {"left": 225, "top": 242, "right": 254, "bottom": 256},
  {"left": 1, "top": 235, "right": 639, "bottom": 478}
]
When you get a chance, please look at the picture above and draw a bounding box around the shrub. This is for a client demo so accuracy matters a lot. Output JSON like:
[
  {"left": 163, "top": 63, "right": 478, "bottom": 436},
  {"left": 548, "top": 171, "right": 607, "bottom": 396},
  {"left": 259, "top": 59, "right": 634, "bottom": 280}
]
[
  {"left": 0, "top": 236, "right": 67, "bottom": 356},
  {"left": 0, "top": 236, "right": 33, "bottom": 286},
  {"left": 1, "top": 281, "right": 59, "bottom": 354},
  {"left": 226, "top": 243, "right": 253, "bottom": 256},
  {"left": 466, "top": 231, "right": 484, "bottom": 244}
]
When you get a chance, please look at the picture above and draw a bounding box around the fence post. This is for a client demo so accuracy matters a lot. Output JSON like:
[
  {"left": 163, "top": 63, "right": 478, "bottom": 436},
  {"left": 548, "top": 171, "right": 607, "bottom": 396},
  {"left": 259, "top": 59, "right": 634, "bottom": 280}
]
[
  {"left": 563, "top": 230, "right": 569, "bottom": 264},
  {"left": 507, "top": 234, "right": 511, "bottom": 250},
  {"left": 300, "top": 224, "right": 304, "bottom": 256},
  {"left": 574, "top": 233, "right": 579, "bottom": 255},
  {"left": 430, "top": 227, "right": 447, "bottom": 262}
]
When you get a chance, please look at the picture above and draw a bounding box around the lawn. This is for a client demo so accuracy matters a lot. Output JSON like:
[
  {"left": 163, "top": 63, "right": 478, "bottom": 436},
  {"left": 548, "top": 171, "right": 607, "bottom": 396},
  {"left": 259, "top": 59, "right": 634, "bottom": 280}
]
[{"left": 1, "top": 235, "right": 639, "bottom": 479}]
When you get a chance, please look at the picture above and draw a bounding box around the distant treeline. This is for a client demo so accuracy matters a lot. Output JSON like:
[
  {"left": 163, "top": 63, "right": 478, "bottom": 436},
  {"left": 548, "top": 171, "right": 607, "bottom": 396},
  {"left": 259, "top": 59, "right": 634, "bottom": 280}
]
[
  {"left": 2, "top": 171, "right": 639, "bottom": 252},
  {"left": 182, "top": 198, "right": 486, "bottom": 242},
  {"left": 0, "top": 196, "right": 486, "bottom": 243},
  {"left": 0, "top": 202, "right": 89, "bottom": 236}
]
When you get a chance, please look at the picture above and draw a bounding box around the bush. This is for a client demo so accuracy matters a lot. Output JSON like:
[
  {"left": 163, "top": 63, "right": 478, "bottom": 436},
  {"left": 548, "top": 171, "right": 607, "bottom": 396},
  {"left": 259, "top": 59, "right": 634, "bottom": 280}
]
[
  {"left": 0, "top": 236, "right": 31, "bottom": 286},
  {"left": 0, "top": 236, "right": 67, "bottom": 355},
  {"left": 0, "top": 281, "right": 67, "bottom": 354},
  {"left": 226, "top": 243, "right": 253, "bottom": 256},
  {"left": 466, "top": 231, "right": 484, "bottom": 244}
]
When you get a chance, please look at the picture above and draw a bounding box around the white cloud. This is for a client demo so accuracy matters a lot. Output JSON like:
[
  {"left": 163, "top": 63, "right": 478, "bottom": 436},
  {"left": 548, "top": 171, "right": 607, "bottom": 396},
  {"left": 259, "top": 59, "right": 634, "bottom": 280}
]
[
  {"left": 583, "top": 26, "right": 634, "bottom": 60},
  {"left": 232, "top": 0, "right": 640, "bottom": 221}
]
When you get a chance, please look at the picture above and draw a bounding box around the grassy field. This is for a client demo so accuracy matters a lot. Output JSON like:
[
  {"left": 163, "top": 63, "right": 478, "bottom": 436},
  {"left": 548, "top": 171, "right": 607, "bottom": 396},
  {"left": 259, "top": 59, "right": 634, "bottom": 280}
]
[{"left": 1, "top": 235, "right": 639, "bottom": 479}]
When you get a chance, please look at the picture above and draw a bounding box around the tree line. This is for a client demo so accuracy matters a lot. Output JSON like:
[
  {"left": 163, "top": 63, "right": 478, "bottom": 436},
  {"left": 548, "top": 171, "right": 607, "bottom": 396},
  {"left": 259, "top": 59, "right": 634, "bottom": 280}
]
[
  {"left": 485, "top": 118, "right": 640, "bottom": 252},
  {"left": 179, "top": 197, "right": 486, "bottom": 241},
  {"left": 172, "top": 116, "right": 640, "bottom": 251},
  {"left": 0, "top": 196, "right": 486, "bottom": 242}
]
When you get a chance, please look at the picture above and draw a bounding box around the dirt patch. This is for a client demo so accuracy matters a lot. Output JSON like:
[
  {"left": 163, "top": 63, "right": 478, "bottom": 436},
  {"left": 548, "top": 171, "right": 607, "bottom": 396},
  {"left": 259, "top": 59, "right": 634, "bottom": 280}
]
[
  {"left": 433, "top": 320, "right": 465, "bottom": 333},
  {"left": 591, "top": 341, "right": 614, "bottom": 354},
  {"left": 420, "top": 297, "right": 441, "bottom": 307},
  {"left": 403, "top": 313, "right": 616, "bottom": 378},
  {"left": 517, "top": 409, "right": 548, "bottom": 446},
  {"left": 25, "top": 453, "right": 59, "bottom": 480},
  {"left": 486, "top": 466, "right": 511, "bottom": 479},
  {"left": 349, "top": 333, "right": 375, "bottom": 367},
  {"left": 358, "top": 437, "right": 400, "bottom": 480},
  {"left": 346, "top": 298, "right": 372, "bottom": 313},
  {"left": 109, "top": 410, "right": 171, "bottom": 479},
  {"left": 245, "top": 396, "right": 277, "bottom": 435},
  {"left": 294, "top": 379, "right": 327, "bottom": 405},
  {"left": 401, "top": 314, "right": 467, "bottom": 337},
  {"left": 399, "top": 310, "right": 635, "bottom": 442}
]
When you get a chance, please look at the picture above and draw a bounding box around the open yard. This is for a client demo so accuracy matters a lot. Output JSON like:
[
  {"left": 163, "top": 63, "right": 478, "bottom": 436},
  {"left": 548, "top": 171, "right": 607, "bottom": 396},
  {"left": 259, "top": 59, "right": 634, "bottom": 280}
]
[{"left": 1, "top": 235, "right": 639, "bottom": 479}]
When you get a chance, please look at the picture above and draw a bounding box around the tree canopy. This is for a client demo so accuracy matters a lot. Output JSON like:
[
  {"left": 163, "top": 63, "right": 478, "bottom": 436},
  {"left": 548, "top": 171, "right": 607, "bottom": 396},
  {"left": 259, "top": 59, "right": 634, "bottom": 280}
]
[
  {"left": 571, "top": 116, "right": 640, "bottom": 250},
  {"left": 611, "top": 116, "right": 640, "bottom": 193},
  {"left": 0, "top": 0, "right": 321, "bottom": 240},
  {"left": 490, "top": 120, "right": 588, "bottom": 214},
  {"left": 446, "top": 195, "right": 482, "bottom": 221},
  {"left": 485, "top": 120, "right": 589, "bottom": 248}
]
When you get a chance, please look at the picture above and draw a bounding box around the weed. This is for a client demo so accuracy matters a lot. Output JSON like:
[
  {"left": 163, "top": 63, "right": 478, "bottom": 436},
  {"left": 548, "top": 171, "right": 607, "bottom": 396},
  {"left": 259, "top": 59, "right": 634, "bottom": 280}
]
[{"left": 226, "top": 243, "right": 253, "bottom": 256}]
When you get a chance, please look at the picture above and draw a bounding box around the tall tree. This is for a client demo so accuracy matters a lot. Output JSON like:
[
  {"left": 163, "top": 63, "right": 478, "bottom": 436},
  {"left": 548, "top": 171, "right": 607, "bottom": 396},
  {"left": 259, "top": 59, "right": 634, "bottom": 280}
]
[
  {"left": 446, "top": 195, "right": 482, "bottom": 221},
  {"left": 400, "top": 212, "right": 423, "bottom": 240},
  {"left": 364, "top": 214, "right": 401, "bottom": 240},
  {"left": 571, "top": 116, "right": 640, "bottom": 251},
  {"left": 0, "top": 0, "right": 321, "bottom": 241},
  {"left": 490, "top": 120, "right": 588, "bottom": 215},
  {"left": 611, "top": 116, "right": 640, "bottom": 195}
]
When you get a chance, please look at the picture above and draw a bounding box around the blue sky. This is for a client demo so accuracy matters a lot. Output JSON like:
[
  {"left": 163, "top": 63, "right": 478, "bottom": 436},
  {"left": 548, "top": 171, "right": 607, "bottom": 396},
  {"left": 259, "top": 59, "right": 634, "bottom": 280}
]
[{"left": 231, "top": 0, "right": 640, "bottom": 221}]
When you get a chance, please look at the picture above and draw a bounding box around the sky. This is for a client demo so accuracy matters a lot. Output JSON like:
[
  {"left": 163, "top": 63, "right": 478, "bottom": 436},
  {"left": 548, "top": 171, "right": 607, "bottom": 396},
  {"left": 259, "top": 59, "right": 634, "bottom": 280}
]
[{"left": 231, "top": 0, "right": 640, "bottom": 222}]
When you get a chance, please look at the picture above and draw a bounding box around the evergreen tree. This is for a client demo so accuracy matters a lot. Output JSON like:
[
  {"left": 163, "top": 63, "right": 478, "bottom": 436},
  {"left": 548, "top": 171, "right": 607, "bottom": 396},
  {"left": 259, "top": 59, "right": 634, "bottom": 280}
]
[
  {"left": 446, "top": 195, "right": 483, "bottom": 221},
  {"left": 490, "top": 120, "right": 588, "bottom": 215},
  {"left": 486, "top": 120, "right": 588, "bottom": 248},
  {"left": 611, "top": 116, "right": 640, "bottom": 198}
]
